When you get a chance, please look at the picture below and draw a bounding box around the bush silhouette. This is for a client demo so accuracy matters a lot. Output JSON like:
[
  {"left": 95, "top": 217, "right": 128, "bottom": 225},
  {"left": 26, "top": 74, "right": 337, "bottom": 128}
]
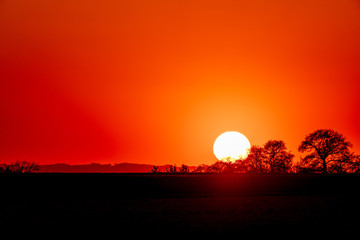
[
  {"left": 179, "top": 164, "right": 189, "bottom": 173},
  {"left": 0, "top": 161, "right": 40, "bottom": 173},
  {"left": 149, "top": 165, "right": 160, "bottom": 174},
  {"left": 165, "top": 165, "right": 178, "bottom": 173}
]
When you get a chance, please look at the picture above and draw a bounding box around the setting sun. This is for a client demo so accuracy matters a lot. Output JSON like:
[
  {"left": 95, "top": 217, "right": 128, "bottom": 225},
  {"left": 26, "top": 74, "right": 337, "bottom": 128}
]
[{"left": 213, "top": 131, "right": 251, "bottom": 162}]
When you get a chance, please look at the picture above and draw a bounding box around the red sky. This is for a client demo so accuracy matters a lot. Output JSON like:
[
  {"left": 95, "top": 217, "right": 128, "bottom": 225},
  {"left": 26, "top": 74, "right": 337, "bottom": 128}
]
[{"left": 1, "top": 0, "right": 360, "bottom": 166}]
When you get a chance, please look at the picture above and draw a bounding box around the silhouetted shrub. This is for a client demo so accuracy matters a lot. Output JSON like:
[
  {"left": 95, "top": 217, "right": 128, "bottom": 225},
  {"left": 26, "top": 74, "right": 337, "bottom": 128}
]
[
  {"left": 149, "top": 165, "right": 160, "bottom": 174},
  {"left": 179, "top": 164, "right": 189, "bottom": 173},
  {"left": 165, "top": 165, "right": 178, "bottom": 173},
  {"left": 193, "top": 164, "right": 210, "bottom": 173},
  {"left": 0, "top": 161, "right": 40, "bottom": 174}
]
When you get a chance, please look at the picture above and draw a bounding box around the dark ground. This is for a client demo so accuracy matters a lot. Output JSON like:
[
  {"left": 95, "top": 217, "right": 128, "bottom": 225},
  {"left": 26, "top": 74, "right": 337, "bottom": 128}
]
[{"left": 1, "top": 173, "right": 360, "bottom": 236}]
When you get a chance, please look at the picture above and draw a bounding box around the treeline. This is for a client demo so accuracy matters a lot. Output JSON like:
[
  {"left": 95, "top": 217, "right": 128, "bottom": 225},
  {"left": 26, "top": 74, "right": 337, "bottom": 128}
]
[
  {"left": 151, "top": 129, "right": 360, "bottom": 174},
  {"left": 2, "top": 129, "right": 360, "bottom": 174}
]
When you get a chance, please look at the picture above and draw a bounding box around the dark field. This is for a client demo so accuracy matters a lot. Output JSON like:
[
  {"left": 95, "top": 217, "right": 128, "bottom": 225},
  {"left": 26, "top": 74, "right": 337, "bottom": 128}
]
[{"left": 2, "top": 174, "right": 360, "bottom": 235}]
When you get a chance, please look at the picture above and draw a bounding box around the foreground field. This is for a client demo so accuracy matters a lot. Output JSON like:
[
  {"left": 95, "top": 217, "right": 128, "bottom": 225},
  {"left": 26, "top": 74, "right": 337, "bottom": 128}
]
[{"left": 1, "top": 174, "right": 360, "bottom": 235}]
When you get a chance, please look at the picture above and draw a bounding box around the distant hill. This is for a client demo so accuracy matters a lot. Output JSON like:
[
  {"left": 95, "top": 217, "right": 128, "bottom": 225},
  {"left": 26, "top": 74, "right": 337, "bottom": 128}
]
[{"left": 39, "top": 163, "right": 171, "bottom": 173}]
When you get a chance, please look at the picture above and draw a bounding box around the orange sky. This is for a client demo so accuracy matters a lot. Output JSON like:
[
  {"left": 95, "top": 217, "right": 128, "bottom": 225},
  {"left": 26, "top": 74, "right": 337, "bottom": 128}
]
[{"left": 1, "top": 0, "right": 360, "bottom": 166}]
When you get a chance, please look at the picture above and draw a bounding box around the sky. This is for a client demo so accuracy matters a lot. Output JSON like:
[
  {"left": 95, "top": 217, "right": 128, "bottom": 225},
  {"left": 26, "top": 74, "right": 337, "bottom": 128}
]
[{"left": 1, "top": 0, "right": 360, "bottom": 166}]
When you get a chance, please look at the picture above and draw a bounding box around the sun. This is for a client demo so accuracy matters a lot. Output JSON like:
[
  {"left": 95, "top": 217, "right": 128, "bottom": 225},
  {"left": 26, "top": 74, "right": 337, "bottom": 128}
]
[{"left": 213, "top": 131, "right": 251, "bottom": 162}]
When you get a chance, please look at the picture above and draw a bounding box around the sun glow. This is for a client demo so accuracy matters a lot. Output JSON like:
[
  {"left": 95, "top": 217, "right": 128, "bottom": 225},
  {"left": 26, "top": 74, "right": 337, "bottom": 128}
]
[{"left": 213, "top": 131, "right": 251, "bottom": 162}]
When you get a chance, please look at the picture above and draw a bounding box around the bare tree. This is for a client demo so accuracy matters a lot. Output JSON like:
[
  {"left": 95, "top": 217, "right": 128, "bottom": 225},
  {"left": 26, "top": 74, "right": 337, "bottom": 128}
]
[{"left": 298, "top": 129, "right": 353, "bottom": 174}]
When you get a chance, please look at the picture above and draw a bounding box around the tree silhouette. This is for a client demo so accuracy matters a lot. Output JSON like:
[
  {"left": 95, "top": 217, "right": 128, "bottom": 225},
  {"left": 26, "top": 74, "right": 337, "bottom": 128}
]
[
  {"left": 263, "top": 140, "right": 294, "bottom": 173},
  {"left": 298, "top": 129, "right": 353, "bottom": 174},
  {"left": 243, "top": 145, "right": 267, "bottom": 173},
  {"left": 349, "top": 154, "right": 360, "bottom": 173}
]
